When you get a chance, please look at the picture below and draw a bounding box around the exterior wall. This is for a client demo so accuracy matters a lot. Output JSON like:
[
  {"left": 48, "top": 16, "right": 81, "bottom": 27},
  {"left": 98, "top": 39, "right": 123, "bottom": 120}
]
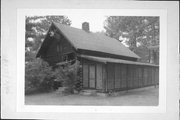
[
  {"left": 42, "top": 26, "right": 75, "bottom": 65},
  {"left": 81, "top": 59, "right": 159, "bottom": 92},
  {"left": 106, "top": 63, "right": 159, "bottom": 92},
  {"left": 82, "top": 59, "right": 106, "bottom": 92}
]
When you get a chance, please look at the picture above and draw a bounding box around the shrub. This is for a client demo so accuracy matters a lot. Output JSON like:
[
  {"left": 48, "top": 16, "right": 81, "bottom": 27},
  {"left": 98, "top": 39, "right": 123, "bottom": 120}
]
[
  {"left": 25, "top": 58, "right": 81, "bottom": 95},
  {"left": 25, "top": 59, "right": 54, "bottom": 94},
  {"left": 53, "top": 61, "right": 81, "bottom": 95}
]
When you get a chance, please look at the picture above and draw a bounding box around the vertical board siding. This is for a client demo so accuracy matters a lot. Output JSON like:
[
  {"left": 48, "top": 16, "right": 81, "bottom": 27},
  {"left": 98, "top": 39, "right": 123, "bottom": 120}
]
[
  {"left": 82, "top": 59, "right": 158, "bottom": 92},
  {"left": 142, "top": 66, "right": 145, "bottom": 86},
  {"left": 139, "top": 67, "right": 143, "bottom": 87},
  {"left": 126, "top": 65, "right": 129, "bottom": 90},
  {"left": 132, "top": 65, "right": 135, "bottom": 88},
  {"left": 152, "top": 67, "right": 156, "bottom": 85},
  {"left": 107, "top": 63, "right": 115, "bottom": 90},
  {"left": 89, "top": 65, "right": 96, "bottom": 88},
  {"left": 144, "top": 67, "right": 148, "bottom": 86},
  {"left": 152, "top": 67, "right": 155, "bottom": 85},
  {"left": 121, "top": 64, "right": 127, "bottom": 89},
  {"left": 148, "top": 67, "right": 151, "bottom": 85},
  {"left": 129, "top": 65, "right": 132, "bottom": 88},
  {"left": 150, "top": 67, "right": 153, "bottom": 85},
  {"left": 127, "top": 65, "right": 131, "bottom": 88},
  {"left": 146, "top": 67, "right": 150, "bottom": 85},
  {"left": 96, "top": 64, "right": 103, "bottom": 89},
  {"left": 135, "top": 66, "right": 138, "bottom": 88},
  {"left": 155, "top": 68, "right": 159, "bottom": 85},
  {"left": 130, "top": 65, "right": 134, "bottom": 88},
  {"left": 115, "top": 64, "right": 121, "bottom": 89},
  {"left": 83, "top": 63, "right": 89, "bottom": 88},
  {"left": 148, "top": 67, "right": 152, "bottom": 85},
  {"left": 102, "top": 65, "right": 107, "bottom": 91},
  {"left": 135, "top": 66, "right": 139, "bottom": 88},
  {"left": 139, "top": 67, "right": 141, "bottom": 87},
  {"left": 134, "top": 66, "right": 138, "bottom": 88},
  {"left": 157, "top": 68, "right": 159, "bottom": 84}
]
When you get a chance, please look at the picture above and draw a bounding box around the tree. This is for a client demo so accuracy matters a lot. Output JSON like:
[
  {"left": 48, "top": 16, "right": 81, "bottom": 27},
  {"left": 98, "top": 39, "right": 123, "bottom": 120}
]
[
  {"left": 53, "top": 60, "right": 81, "bottom": 94},
  {"left": 25, "top": 16, "right": 71, "bottom": 62},
  {"left": 25, "top": 59, "right": 54, "bottom": 94},
  {"left": 25, "top": 16, "right": 72, "bottom": 94},
  {"left": 104, "top": 16, "right": 159, "bottom": 51}
]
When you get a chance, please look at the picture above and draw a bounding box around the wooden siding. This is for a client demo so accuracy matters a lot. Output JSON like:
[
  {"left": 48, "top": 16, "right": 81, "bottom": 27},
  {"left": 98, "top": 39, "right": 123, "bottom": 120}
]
[
  {"left": 114, "top": 64, "right": 121, "bottom": 89},
  {"left": 82, "top": 59, "right": 159, "bottom": 92},
  {"left": 42, "top": 26, "right": 74, "bottom": 65},
  {"left": 121, "top": 64, "right": 127, "bottom": 89},
  {"left": 83, "top": 63, "right": 89, "bottom": 88},
  {"left": 89, "top": 65, "right": 96, "bottom": 88},
  {"left": 107, "top": 63, "right": 115, "bottom": 90},
  {"left": 82, "top": 59, "right": 105, "bottom": 90},
  {"left": 102, "top": 65, "right": 107, "bottom": 92},
  {"left": 96, "top": 64, "right": 103, "bottom": 89}
]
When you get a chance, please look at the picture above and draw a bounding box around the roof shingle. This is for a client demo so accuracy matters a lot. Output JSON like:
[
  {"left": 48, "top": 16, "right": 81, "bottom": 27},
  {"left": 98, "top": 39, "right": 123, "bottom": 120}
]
[{"left": 53, "top": 22, "right": 140, "bottom": 59}]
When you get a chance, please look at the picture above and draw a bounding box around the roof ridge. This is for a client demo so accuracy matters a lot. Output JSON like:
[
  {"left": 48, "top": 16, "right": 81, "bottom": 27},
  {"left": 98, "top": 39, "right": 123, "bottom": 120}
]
[
  {"left": 53, "top": 22, "right": 123, "bottom": 44},
  {"left": 51, "top": 22, "right": 140, "bottom": 59},
  {"left": 52, "top": 21, "right": 87, "bottom": 32}
]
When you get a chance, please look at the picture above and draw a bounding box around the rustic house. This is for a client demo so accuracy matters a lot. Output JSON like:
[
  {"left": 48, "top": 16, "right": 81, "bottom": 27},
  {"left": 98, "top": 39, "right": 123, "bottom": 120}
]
[{"left": 36, "top": 22, "right": 159, "bottom": 93}]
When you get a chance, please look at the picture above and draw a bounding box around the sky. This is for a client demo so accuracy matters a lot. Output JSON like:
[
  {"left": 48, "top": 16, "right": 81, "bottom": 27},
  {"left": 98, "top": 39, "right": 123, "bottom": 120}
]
[
  {"left": 67, "top": 14, "right": 107, "bottom": 32},
  {"left": 67, "top": 14, "right": 128, "bottom": 47},
  {"left": 29, "top": 14, "right": 129, "bottom": 46}
]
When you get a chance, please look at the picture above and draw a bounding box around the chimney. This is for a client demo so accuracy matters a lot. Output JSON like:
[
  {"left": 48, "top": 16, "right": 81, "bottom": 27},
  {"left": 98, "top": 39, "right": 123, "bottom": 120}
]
[{"left": 82, "top": 22, "right": 89, "bottom": 32}]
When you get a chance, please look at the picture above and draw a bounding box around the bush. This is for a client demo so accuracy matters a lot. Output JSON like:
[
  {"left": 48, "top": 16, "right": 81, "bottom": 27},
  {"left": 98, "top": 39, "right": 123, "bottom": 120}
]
[
  {"left": 25, "top": 59, "right": 54, "bottom": 94},
  {"left": 53, "top": 61, "right": 81, "bottom": 95},
  {"left": 25, "top": 58, "right": 81, "bottom": 95}
]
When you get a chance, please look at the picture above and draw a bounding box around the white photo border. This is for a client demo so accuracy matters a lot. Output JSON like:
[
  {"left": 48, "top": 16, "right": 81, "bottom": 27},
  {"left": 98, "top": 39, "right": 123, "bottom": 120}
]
[{"left": 17, "top": 9, "right": 167, "bottom": 113}]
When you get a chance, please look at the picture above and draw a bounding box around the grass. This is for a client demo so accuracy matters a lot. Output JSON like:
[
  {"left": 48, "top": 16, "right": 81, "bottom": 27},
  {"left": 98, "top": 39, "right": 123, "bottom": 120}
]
[{"left": 25, "top": 86, "right": 159, "bottom": 106}]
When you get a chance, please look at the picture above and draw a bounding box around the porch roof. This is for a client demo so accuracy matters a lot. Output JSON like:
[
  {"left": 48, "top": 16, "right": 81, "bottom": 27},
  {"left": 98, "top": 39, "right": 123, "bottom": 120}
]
[{"left": 79, "top": 55, "right": 158, "bottom": 67}]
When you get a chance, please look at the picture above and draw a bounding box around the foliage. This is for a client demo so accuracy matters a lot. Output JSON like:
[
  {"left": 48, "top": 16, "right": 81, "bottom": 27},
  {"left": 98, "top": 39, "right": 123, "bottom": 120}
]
[
  {"left": 134, "top": 46, "right": 150, "bottom": 63},
  {"left": 25, "top": 16, "right": 71, "bottom": 59},
  {"left": 104, "top": 16, "right": 159, "bottom": 51},
  {"left": 25, "top": 57, "right": 81, "bottom": 95},
  {"left": 53, "top": 61, "right": 81, "bottom": 94},
  {"left": 25, "top": 59, "right": 54, "bottom": 94},
  {"left": 25, "top": 16, "right": 72, "bottom": 94},
  {"left": 25, "top": 16, "right": 71, "bottom": 93}
]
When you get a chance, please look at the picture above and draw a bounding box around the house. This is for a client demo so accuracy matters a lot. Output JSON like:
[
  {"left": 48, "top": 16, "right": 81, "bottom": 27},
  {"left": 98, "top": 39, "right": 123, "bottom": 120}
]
[{"left": 37, "top": 22, "right": 159, "bottom": 92}]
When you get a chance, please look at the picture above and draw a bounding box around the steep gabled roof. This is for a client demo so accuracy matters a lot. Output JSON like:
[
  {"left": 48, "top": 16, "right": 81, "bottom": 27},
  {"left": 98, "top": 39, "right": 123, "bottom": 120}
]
[
  {"left": 53, "top": 22, "right": 140, "bottom": 59},
  {"left": 37, "top": 22, "right": 140, "bottom": 59}
]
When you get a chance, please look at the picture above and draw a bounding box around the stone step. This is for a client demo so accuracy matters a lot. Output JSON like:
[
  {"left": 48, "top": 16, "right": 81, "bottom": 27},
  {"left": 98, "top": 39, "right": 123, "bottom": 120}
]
[{"left": 80, "top": 89, "right": 97, "bottom": 96}]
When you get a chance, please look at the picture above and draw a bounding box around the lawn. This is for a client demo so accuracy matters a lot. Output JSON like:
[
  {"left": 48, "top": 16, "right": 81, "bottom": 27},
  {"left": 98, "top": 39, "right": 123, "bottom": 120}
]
[{"left": 25, "top": 86, "right": 159, "bottom": 106}]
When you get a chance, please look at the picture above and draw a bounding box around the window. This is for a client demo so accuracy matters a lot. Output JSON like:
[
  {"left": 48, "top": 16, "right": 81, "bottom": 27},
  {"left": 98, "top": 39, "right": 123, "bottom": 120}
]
[{"left": 62, "top": 52, "right": 76, "bottom": 65}]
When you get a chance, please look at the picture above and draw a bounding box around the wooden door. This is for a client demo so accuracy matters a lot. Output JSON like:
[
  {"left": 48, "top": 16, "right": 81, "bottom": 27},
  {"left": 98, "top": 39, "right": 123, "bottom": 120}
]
[{"left": 89, "top": 65, "right": 96, "bottom": 88}]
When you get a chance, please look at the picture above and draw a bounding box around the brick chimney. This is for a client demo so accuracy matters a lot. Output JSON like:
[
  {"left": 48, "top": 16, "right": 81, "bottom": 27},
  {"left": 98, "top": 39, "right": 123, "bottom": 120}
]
[{"left": 82, "top": 22, "right": 89, "bottom": 32}]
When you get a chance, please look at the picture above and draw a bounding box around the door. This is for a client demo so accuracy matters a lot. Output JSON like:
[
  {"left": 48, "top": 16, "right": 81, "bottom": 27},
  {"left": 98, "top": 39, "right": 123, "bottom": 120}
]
[{"left": 89, "top": 65, "right": 96, "bottom": 88}]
